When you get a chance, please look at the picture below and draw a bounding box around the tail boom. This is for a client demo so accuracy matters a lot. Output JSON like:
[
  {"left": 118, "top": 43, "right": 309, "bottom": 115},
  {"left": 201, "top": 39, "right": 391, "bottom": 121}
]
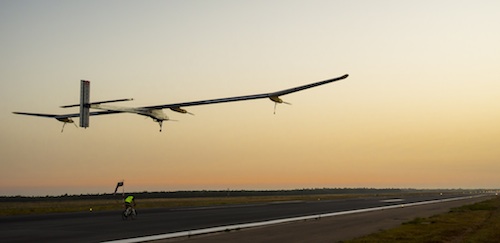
[{"left": 80, "top": 80, "right": 90, "bottom": 128}]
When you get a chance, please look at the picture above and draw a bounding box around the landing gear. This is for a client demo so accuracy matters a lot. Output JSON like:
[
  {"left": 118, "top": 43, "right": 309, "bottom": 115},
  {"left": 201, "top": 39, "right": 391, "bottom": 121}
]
[
  {"left": 58, "top": 119, "right": 78, "bottom": 133},
  {"left": 271, "top": 100, "right": 291, "bottom": 115},
  {"left": 61, "top": 122, "right": 67, "bottom": 133},
  {"left": 158, "top": 120, "right": 163, "bottom": 132}
]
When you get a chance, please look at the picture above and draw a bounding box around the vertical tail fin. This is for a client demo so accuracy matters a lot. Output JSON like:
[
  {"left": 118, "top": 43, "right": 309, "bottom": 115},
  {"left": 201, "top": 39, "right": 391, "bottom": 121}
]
[{"left": 80, "top": 80, "right": 90, "bottom": 128}]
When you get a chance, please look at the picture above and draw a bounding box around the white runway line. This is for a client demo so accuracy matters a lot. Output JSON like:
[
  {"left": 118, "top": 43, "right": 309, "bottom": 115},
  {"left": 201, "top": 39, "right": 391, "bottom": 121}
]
[
  {"left": 102, "top": 195, "right": 486, "bottom": 243},
  {"left": 380, "top": 198, "right": 405, "bottom": 202}
]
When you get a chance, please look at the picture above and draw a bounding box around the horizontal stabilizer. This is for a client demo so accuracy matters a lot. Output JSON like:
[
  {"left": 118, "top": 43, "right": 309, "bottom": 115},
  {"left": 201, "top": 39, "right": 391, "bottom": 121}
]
[{"left": 61, "top": 98, "right": 133, "bottom": 108}]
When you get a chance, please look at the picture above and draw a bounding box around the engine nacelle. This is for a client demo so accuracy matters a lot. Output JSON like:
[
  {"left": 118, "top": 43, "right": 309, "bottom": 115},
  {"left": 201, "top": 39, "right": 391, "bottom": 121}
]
[
  {"left": 170, "top": 107, "right": 188, "bottom": 113},
  {"left": 56, "top": 117, "right": 75, "bottom": 123},
  {"left": 269, "top": 96, "right": 283, "bottom": 103}
]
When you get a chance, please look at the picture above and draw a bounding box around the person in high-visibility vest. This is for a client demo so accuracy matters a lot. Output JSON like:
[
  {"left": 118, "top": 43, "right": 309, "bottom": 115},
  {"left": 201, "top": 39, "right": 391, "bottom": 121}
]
[{"left": 124, "top": 195, "right": 136, "bottom": 209}]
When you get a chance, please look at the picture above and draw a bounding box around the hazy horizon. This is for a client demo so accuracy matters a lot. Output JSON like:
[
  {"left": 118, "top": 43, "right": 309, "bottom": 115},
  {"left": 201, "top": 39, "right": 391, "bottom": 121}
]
[{"left": 2, "top": 185, "right": 496, "bottom": 198}]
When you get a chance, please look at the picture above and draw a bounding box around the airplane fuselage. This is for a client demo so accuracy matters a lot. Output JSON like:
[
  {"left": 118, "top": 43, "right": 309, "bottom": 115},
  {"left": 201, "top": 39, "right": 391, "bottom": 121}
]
[{"left": 92, "top": 104, "right": 169, "bottom": 121}]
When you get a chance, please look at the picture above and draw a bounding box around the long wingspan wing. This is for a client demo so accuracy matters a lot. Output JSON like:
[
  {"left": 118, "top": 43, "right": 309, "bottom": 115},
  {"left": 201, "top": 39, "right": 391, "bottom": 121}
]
[
  {"left": 269, "top": 74, "right": 348, "bottom": 97},
  {"left": 12, "top": 111, "right": 120, "bottom": 119},
  {"left": 12, "top": 112, "right": 62, "bottom": 118},
  {"left": 143, "top": 74, "right": 348, "bottom": 110},
  {"left": 13, "top": 74, "right": 348, "bottom": 121}
]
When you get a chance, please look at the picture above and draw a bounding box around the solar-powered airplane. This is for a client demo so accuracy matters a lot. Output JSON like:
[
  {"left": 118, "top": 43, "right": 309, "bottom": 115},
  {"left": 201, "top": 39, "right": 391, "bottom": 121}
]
[{"left": 13, "top": 74, "right": 348, "bottom": 132}]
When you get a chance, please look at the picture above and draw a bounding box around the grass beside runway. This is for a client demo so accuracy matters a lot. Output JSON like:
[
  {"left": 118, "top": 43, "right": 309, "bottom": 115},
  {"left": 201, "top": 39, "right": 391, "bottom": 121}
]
[
  {"left": 0, "top": 192, "right": 429, "bottom": 216},
  {"left": 346, "top": 196, "right": 500, "bottom": 242},
  {"left": 0, "top": 194, "right": 371, "bottom": 216},
  {"left": 0, "top": 199, "right": 121, "bottom": 216}
]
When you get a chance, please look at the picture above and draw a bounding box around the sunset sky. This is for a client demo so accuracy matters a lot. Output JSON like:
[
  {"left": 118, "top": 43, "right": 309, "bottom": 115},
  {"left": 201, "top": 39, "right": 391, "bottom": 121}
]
[{"left": 1, "top": 1, "right": 499, "bottom": 196}]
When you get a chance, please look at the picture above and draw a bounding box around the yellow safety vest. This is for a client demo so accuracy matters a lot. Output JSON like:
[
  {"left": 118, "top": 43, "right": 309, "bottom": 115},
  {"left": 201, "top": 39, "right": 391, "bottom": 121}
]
[{"left": 125, "top": 196, "right": 134, "bottom": 203}]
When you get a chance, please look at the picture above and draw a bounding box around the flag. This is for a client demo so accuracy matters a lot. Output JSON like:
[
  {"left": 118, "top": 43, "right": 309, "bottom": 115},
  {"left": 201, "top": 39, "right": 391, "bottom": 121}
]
[{"left": 114, "top": 181, "right": 124, "bottom": 194}]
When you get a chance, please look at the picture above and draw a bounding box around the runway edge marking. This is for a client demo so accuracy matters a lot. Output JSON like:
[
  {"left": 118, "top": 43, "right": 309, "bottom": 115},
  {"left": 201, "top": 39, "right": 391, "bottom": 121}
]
[{"left": 101, "top": 195, "right": 487, "bottom": 243}]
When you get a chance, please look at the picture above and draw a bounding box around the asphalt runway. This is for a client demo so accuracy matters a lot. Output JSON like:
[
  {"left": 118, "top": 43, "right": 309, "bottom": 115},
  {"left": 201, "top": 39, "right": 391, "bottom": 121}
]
[
  {"left": 165, "top": 195, "right": 492, "bottom": 243},
  {"left": 0, "top": 194, "right": 489, "bottom": 243}
]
